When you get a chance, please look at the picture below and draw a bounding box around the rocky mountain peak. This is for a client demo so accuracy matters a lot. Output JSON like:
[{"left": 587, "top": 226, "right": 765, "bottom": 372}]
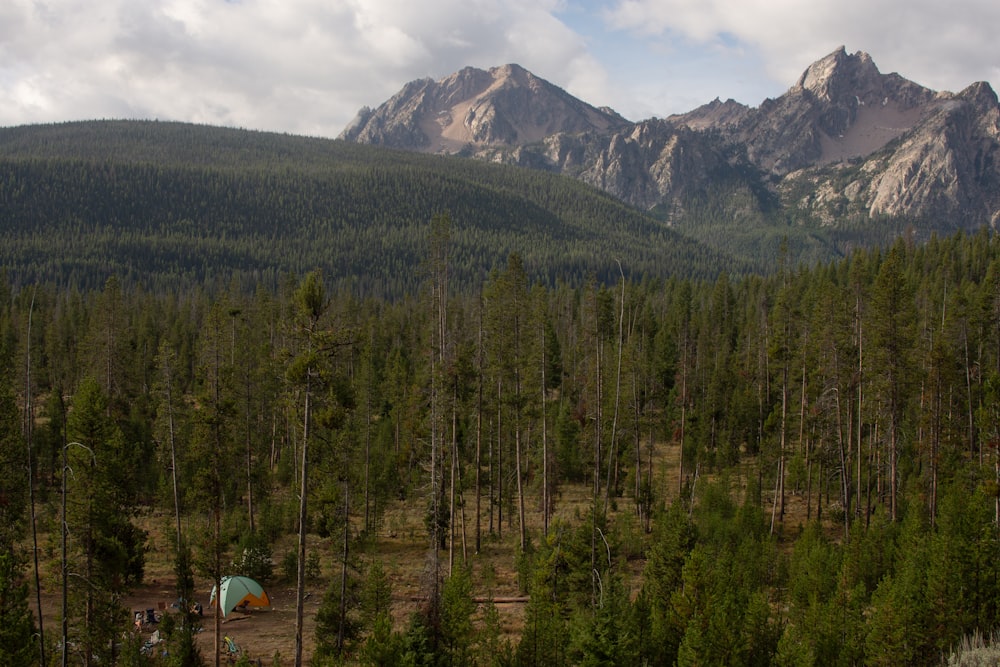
[
  {"left": 668, "top": 97, "right": 751, "bottom": 130},
  {"left": 957, "top": 80, "right": 1000, "bottom": 114},
  {"left": 737, "top": 47, "right": 940, "bottom": 174},
  {"left": 794, "top": 47, "right": 880, "bottom": 102},
  {"left": 339, "top": 64, "right": 628, "bottom": 153}
]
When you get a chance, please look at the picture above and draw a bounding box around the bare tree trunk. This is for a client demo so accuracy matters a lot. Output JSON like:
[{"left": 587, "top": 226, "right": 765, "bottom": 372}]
[
  {"left": 364, "top": 381, "right": 372, "bottom": 534},
  {"left": 678, "top": 321, "right": 690, "bottom": 499},
  {"left": 294, "top": 373, "right": 311, "bottom": 667},
  {"left": 337, "top": 481, "right": 350, "bottom": 653},
  {"left": 590, "top": 289, "right": 602, "bottom": 608},
  {"left": 60, "top": 399, "right": 68, "bottom": 667},
  {"left": 429, "top": 332, "right": 441, "bottom": 595},
  {"left": 476, "top": 305, "right": 483, "bottom": 553},
  {"left": 799, "top": 362, "right": 808, "bottom": 520},
  {"left": 833, "top": 380, "right": 849, "bottom": 537},
  {"left": 633, "top": 363, "right": 642, "bottom": 521},
  {"left": 856, "top": 299, "right": 864, "bottom": 520},
  {"left": 429, "top": 218, "right": 448, "bottom": 605},
  {"left": 459, "top": 453, "right": 468, "bottom": 564},
  {"left": 594, "top": 284, "right": 604, "bottom": 506},
  {"left": 270, "top": 415, "right": 278, "bottom": 473},
  {"left": 25, "top": 290, "right": 46, "bottom": 667},
  {"left": 774, "top": 363, "right": 787, "bottom": 532},
  {"left": 769, "top": 457, "right": 781, "bottom": 535},
  {"left": 816, "top": 460, "right": 823, "bottom": 522},
  {"left": 604, "top": 270, "right": 626, "bottom": 516},
  {"left": 496, "top": 378, "right": 502, "bottom": 539},
  {"left": 964, "top": 328, "right": 977, "bottom": 463},
  {"left": 245, "top": 368, "right": 255, "bottom": 534},
  {"left": 514, "top": 378, "right": 526, "bottom": 552},
  {"left": 866, "top": 418, "right": 877, "bottom": 528},
  {"left": 929, "top": 352, "right": 941, "bottom": 526},
  {"left": 889, "top": 407, "right": 898, "bottom": 522},
  {"left": 214, "top": 512, "right": 221, "bottom": 667},
  {"left": 449, "top": 385, "right": 457, "bottom": 574},
  {"left": 646, "top": 425, "right": 654, "bottom": 532},
  {"left": 164, "top": 353, "right": 182, "bottom": 546},
  {"left": 541, "top": 320, "right": 549, "bottom": 537}
]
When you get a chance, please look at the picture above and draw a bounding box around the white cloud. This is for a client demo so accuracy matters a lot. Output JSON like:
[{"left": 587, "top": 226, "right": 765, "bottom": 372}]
[
  {"left": 0, "top": 0, "right": 995, "bottom": 136},
  {"left": 0, "top": 0, "right": 607, "bottom": 136},
  {"left": 604, "top": 0, "right": 1000, "bottom": 96}
]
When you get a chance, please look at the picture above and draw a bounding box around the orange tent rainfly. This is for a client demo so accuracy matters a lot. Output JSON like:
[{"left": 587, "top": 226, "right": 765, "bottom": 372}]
[{"left": 209, "top": 576, "right": 271, "bottom": 617}]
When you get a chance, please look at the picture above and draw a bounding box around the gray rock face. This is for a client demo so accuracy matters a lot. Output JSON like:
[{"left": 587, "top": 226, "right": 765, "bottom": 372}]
[
  {"left": 860, "top": 81, "right": 1000, "bottom": 226},
  {"left": 669, "top": 98, "right": 751, "bottom": 131},
  {"left": 338, "top": 64, "right": 629, "bottom": 153},
  {"left": 341, "top": 48, "right": 1000, "bottom": 232}
]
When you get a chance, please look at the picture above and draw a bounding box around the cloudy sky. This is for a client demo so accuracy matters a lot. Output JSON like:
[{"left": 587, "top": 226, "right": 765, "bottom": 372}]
[{"left": 2, "top": 0, "right": 997, "bottom": 138}]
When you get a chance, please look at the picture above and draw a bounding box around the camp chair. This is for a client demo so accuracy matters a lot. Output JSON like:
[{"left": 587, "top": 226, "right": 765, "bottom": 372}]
[{"left": 224, "top": 635, "right": 241, "bottom": 661}]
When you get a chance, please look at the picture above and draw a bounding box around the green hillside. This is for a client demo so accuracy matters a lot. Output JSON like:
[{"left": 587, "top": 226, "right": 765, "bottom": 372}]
[{"left": 0, "top": 120, "right": 740, "bottom": 295}]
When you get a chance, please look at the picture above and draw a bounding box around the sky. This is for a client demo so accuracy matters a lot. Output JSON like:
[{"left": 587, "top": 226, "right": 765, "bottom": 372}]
[{"left": 1, "top": 0, "right": 998, "bottom": 138}]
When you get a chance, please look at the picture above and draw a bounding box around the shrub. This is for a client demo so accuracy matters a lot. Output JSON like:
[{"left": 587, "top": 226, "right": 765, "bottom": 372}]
[
  {"left": 281, "top": 550, "right": 298, "bottom": 582},
  {"left": 232, "top": 532, "right": 274, "bottom": 581},
  {"left": 946, "top": 629, "right": 1000, "bottom": 666}
]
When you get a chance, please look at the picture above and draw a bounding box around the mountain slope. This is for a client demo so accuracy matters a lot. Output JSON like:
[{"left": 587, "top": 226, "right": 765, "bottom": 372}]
[{"left": 0, "top": 120, "right": 737, "bottom": 295}]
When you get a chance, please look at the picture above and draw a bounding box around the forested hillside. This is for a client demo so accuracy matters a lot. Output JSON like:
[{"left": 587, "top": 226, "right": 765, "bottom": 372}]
[
  {"left": 0, "top": 121, "right": 738, "bottom": 296},
  {"left": 3, "top": 222, "right": 1000, "bottom": 665}
]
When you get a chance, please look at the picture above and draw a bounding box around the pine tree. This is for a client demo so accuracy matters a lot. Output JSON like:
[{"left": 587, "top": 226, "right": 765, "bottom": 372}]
[
  {"left": 0, "top": 383, "right": 28, "bottom": 556},
  {"left": 439, "top": 567, "right": 476, "bottom": 666},
  {"left": 289, "top": 269, "right": 328, "bottom": 667},
  {"left": 868, "top": 242, "right": 916, "bottom": 521},
  {"left": 313, "top": 565, "right": 362, "bottom": 662},
  {"left": 189, "top": 303, "right": 239, "bottom": 667},
  {"left": 0, "top": 380, "right": 37, "bottom": 667},
  {"left": 641, "top": 502, "right": 696, "bottom": 665},
  {"left": 0, "top": 553, "right": 38, "bottom": 667},
  {"left": 864, "top": 512, "right": 931, "bottom": 666},
  {"left": 164, "top": 543, "right": 205, "bottom": 667},
  {"left": 65, "top": 376, "right": 146, "bottom": 666},
  {"left": 569, "top": 575, "right": 639, "bottom": 666}
]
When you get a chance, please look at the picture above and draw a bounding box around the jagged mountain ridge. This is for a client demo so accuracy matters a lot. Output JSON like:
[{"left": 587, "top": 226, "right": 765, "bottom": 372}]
[{"left": 342, "top": 48, "right": 1000, "bottom": 235}]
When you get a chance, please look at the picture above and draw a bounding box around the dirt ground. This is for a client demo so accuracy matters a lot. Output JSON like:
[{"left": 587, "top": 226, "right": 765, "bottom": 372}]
[
  {"left": 39, "top": 526, "right": 527, "bottom": 666},
  {"left": 128, "top": 580, "right": 317, "bottom": 665},
  {"left": 35, "top": 440, "right": 712, "bottom": 666},
  {"left": 116, "top": 571, "right": 530, "bottom": 666},
  {"left": 37, "top": 576, "right": 317, "bottom": 666}
]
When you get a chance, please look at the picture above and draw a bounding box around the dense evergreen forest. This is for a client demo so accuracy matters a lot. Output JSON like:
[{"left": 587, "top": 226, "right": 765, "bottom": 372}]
[
  {"left": 0, "top": 121, "right": 745, "bottom": 296},
  {"left": 4, "top": 215, "right": 1000, "bottom": 665}
]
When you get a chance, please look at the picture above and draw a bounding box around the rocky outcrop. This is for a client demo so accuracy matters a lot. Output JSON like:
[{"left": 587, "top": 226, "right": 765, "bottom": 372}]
[
  {"left": 574, "top": 121, "right": 721, "bottom": 209},
  {"left": 668, "top": 97, "right": 751, "bottom": 131},
  {"left": 859, "top": 81, "right": 1000, "bottom": 225}
]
